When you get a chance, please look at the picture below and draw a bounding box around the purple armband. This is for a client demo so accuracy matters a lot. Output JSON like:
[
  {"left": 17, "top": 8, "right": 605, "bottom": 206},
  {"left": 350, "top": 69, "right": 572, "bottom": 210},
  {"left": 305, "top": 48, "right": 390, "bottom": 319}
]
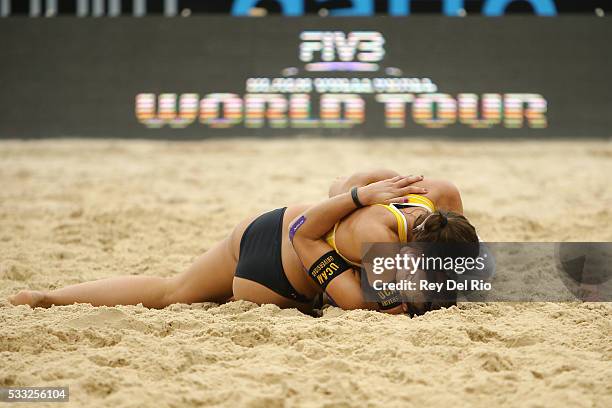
[{"left": 289, "top": 216, "right": 306, "bottom": 243}]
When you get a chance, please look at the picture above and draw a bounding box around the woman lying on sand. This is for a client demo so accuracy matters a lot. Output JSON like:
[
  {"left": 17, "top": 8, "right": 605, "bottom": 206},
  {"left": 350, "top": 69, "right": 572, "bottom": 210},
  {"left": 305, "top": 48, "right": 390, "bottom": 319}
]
[{"left": 9, "top": 169, "right": 477, "bottom": 316}]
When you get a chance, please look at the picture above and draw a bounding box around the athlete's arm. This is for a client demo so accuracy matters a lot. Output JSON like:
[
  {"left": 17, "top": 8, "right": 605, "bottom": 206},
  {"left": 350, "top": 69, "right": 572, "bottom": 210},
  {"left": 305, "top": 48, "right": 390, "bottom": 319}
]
[
  {"left": 291, "top": 225, "right": 404, "bottom": 312},
  {"left": 291, "top": 175, "right": 425, "bottom": 246},
  {"left": 294, "top": 238, "right": 373, "bottom": 310},
  {"left": 328, "top": 168, "right": 401, "bottom": 197}
]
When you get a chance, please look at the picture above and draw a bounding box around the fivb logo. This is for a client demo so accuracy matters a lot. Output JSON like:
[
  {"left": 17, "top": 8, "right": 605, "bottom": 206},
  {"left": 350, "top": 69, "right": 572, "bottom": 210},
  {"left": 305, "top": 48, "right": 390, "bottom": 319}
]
[{"left": 299, "top": 31, "right": 385, "bottom": 72}]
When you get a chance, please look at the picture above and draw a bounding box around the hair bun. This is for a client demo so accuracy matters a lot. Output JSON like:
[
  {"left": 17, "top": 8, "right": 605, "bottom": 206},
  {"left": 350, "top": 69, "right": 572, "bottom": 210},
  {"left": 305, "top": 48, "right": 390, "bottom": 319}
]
[{"left": 439, "top": 210, "right": 448, "bottom": 227}]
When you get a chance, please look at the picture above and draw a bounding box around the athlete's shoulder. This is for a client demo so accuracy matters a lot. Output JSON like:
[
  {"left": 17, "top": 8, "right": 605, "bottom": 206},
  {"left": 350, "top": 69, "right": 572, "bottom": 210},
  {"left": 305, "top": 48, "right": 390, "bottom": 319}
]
[
  {"left": 354, "top": 206, "right": 398, "bottom": 243},
  {"left": 428, "top": 178, "right": 463, "bottom": 213}
]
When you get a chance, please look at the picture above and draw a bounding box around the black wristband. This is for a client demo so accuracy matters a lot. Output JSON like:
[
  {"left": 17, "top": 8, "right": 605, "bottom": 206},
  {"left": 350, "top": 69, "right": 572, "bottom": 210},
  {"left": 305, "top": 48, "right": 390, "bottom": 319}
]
[{"left": 351, "top": 186, "right": 364, "bottom": 208}]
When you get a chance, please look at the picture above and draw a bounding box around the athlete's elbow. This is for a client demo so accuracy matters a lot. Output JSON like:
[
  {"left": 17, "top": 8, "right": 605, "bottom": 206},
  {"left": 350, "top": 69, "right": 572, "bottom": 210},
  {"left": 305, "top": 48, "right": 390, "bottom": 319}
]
[
  {"left": 328, "top": 176, "right": 345, "bottom": 197},
  {"left": 360, "top": 168, "right": 399, "bottom": 184}
]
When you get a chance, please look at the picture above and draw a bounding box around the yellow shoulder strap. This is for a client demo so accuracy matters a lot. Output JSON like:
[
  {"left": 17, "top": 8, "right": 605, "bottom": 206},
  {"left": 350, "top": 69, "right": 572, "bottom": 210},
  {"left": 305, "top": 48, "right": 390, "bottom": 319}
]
[{"left": 405, "top": 194, "right": 436, "bottom": 212}]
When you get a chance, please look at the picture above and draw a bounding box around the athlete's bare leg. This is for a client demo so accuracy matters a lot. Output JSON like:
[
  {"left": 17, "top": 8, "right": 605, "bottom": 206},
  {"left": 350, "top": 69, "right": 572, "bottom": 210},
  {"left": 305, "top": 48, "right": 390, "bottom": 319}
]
[{"left": 8, "top": 236, "right": 238, "bottom": 308}]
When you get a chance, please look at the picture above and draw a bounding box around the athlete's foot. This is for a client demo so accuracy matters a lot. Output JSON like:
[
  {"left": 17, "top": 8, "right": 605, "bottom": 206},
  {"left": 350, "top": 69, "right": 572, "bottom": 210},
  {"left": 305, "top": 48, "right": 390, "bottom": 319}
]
[{"left": 8, "top": 290, "right": 47, "bottom": 308}]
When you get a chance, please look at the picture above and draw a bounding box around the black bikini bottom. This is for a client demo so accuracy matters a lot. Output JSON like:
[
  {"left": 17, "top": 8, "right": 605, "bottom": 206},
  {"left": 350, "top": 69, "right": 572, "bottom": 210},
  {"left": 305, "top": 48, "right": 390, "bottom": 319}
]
[{"left": 235, "top": 207, "right": 310, "bottom": 303}]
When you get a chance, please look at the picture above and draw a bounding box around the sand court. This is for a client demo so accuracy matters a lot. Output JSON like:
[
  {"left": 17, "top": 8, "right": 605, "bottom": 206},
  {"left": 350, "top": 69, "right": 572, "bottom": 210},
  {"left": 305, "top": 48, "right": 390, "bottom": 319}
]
[{"left": 1, "top": 139, "right": 611, "bottom": 407}]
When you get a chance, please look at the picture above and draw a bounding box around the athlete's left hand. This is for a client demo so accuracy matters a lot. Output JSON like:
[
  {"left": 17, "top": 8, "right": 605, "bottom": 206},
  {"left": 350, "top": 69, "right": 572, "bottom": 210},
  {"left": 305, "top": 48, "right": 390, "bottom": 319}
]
[{"left": 357, "top": 175, "right": 427, "bottom": 206}]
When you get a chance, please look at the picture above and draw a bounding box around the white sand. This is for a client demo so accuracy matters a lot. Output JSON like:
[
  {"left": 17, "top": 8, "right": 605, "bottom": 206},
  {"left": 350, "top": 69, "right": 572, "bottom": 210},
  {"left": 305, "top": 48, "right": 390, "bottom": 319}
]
[{"left": 1, "top": 139, "right": 611, "bottom": 407}]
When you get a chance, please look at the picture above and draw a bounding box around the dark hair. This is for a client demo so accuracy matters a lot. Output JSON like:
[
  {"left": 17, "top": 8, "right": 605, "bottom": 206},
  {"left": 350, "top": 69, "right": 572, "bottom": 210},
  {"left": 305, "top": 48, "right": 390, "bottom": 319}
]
[
  {"left": 407, "top": 210, "right": 478, "bottom": 316},
  {"left": 412, "top": 210, "right": 478, "bottom": 244}
]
